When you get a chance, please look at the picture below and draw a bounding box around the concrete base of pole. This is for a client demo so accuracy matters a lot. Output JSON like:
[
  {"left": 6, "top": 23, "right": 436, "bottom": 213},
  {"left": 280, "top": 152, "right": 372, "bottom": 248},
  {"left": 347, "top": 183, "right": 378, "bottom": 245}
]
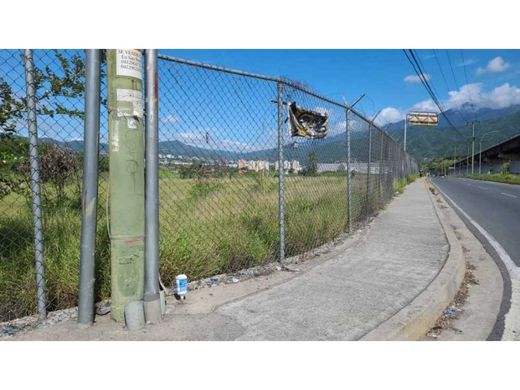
[
  {"left": 144, "top": 293, "right": 162, "bottom": 324},
  {"left": 159, "top": 290, "right": 166, "bottom": 316},
  {"left": 77, "top": 322, "right": 93, "bottom": 329},
  {"left": 124, "top": 300, "right": 145, "bottom": 330}
]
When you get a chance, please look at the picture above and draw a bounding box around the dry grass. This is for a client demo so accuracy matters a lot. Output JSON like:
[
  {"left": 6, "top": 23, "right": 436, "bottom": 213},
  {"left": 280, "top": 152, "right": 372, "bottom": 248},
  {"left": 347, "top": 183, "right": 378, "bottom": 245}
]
[{"left": 1, "top": 170, "right": 396, "bottom": 321}]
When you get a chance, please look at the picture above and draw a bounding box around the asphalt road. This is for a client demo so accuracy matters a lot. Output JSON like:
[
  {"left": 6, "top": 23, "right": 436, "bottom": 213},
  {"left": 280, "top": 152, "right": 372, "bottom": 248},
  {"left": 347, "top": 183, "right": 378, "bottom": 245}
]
[{"left": 431, "top": 177, "right": 520, "bottom": 267}]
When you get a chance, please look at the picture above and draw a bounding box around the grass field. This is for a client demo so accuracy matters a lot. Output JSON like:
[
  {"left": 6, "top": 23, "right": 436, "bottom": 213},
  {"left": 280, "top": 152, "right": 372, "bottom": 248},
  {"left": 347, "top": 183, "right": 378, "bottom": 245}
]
[{"left": 0, "top": 169, "right": 406, "bottom": 321}]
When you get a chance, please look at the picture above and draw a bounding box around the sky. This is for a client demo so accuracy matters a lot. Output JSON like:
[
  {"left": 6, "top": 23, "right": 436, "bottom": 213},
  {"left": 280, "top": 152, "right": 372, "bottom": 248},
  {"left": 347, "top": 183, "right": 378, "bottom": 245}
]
[
  {"left": 3, "top": 49, "right": 520, "bottom": 155},
  {"left": 161, "top": 49, "right": 520, "bottom": 127}
]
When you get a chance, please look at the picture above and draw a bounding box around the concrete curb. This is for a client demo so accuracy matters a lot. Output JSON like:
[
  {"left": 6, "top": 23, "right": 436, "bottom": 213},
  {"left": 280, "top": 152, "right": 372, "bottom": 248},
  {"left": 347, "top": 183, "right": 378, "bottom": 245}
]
[{"left": 361, "top": 179, "right": 466, "bottom": 340}]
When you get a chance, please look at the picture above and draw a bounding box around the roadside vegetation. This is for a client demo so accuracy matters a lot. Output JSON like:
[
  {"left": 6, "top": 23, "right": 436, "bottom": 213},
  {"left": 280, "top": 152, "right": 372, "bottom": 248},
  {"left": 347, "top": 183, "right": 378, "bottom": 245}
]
[
  {"left": 1, "top": 141, "right": 414, "bottom": 320},
  {"left": 465, "top": 173, "right": 520, "bottom": 185},
  {"left": 463, "top": 162, "right": 520, "bottom": 185},
  {"left": 393, "top": 173, "right": 418, "bottom": 194}
]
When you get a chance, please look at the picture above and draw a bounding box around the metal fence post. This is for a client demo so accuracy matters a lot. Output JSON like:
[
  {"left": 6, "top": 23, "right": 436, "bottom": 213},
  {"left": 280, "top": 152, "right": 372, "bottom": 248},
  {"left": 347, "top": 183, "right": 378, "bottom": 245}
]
[
  {"left": 23, "top": 49, "right": 46, "bottom": 320},
  {"left": 345, "top": 108, "right": 352, "bottom": 233},
  {"left": 144, "top": 49, "right": 162, "bottom": 323},
  {"left": 78, "top": 50, "right": 101, "bottom": 326},
  {"left": 366, "top": 124, "right": 372, "bottom": 220},
  {"left": 379, "top": 131, "right": 384, "bottom": 205},
  {"left": 277, "top": 82, "right": 285, "bottom": 263}
]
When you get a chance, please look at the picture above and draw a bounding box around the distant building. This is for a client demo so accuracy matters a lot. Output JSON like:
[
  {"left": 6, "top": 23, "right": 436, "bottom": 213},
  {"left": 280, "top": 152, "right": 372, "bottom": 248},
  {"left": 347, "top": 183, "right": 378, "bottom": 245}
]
[
  {"left": 238, "top": 159, "right": 247, "bottom": 171},
  {"left": 317, "top": 163, "right": 345, "bottom": 173},
  {"left": 274, "top": 160, "right": 301, "bottom": 172},
  {"left": 290, "top": 160, "right": 302, "bottom": 172}
]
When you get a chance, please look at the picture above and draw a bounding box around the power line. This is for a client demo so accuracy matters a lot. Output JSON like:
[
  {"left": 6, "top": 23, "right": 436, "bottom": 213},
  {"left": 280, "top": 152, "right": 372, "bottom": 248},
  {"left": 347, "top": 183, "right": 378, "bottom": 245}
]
[
  {"left": 459, "top": 49, "right": 478, "bottom": 121},
  {"left": 432, "top": 49, "right": 452, "bottom": 94},
  {"left": 403, "top": 49, "right": 467, "bottom": 142},
  {"left": 445, "top": 50, "right": 462, "bottom": 90},
  {"left": 460, "top": 50, "right": 471, "bottom": 86},
  {"left": 432, "top": 49, "right": 470, "bottom": 124},
  {"left": 445, "top": 50, "right": 471, "bottom": 123}
]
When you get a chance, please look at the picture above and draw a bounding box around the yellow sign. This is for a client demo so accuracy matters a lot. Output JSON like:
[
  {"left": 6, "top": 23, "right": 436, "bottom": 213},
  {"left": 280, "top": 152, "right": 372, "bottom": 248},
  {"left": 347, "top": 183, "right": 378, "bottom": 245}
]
[{"left": 407, "top": 111, "right": 439, "bottom": 126}]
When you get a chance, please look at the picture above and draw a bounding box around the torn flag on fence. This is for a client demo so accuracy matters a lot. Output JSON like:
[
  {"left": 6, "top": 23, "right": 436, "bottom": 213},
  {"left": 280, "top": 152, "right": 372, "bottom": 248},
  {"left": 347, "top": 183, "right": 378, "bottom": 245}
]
[{"left": 288, "top": 102, "right": 329, "bottom": 139}]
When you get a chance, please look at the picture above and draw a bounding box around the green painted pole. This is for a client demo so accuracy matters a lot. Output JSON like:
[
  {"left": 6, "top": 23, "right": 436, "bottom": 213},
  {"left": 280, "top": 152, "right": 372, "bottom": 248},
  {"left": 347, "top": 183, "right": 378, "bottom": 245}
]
[{"left": 107, "top": 50, "right": 146, "bottom": 323}]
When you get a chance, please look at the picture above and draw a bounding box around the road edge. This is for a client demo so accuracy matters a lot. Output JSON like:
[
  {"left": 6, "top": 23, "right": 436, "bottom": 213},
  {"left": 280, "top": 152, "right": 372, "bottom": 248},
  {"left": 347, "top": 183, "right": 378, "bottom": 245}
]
[
  {"left": 361, "top": 179, "right": 465, "bottom": 341},
  {"left": 429, "top": 178, "right": 513, "bottom": 340}
]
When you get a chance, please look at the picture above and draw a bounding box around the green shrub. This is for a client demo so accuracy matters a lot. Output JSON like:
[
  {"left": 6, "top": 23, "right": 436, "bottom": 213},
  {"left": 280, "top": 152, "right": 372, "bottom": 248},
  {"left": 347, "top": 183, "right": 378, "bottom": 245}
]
[
  {"left": 501, "top": 161, "right": 511, "bottom": 175},
  {"left": 406, "top": 174, "right": 417, "bottom": 184},
  {"left": 188, "top": 180, "right": 222, "bottom": 199},
  {"left": 252, "top": 171, "right": 276, "bottom": 193}
]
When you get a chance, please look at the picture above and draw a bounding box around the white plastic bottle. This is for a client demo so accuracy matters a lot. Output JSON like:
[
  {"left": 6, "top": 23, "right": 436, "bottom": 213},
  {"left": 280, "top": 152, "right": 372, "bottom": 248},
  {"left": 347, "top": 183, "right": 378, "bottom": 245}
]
[{"left": 176, "top": 274, "right": 188, "bottom": 296}]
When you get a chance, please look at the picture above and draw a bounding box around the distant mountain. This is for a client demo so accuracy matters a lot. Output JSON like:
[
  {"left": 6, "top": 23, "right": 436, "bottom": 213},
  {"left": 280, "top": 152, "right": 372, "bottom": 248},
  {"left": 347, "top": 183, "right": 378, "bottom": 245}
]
[
  {"left": 386, "top": 104, "right": 520, "bottom": 133},
  {"left": 384, "top": 105, "right": 520, "bottom": 161},
  {"left": 37, "top": 105, "right": 520, "bottom": 165}
]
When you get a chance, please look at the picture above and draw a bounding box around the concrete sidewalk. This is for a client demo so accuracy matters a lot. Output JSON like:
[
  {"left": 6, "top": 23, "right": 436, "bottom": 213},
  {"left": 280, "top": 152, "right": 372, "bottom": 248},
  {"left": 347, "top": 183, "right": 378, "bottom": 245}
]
[
  {"left": 6, "top": 179, "right": 450, "bottom": 341},
  {"left": 218, "top": 179, "right": 448, "bottom": 340}
]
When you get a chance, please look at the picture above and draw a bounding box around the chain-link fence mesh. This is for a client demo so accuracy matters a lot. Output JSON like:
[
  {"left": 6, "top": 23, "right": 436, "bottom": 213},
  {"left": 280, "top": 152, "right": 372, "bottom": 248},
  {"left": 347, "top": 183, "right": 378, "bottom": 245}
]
[
  {"left": 156, "top": 57, "right": 280, "bottom": 282},
  {"left": 0, "top": 49, "right": 111, "bottom": 322},
  {"left": 1, "top": 50, "right": 417, "bottom": 322},
  {"left": 281, "top": 85, "right": 348, "bottom": 255}
]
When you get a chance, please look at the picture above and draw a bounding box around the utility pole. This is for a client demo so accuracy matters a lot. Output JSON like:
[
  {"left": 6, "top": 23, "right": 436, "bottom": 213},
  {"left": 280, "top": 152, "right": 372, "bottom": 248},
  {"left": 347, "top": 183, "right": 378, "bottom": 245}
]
[
  {"left": 466, "top": 143, "right": 470, "bottom": 175},
  {"left": 467, "top": 121, "right": 479, "bottom": 174},
  {"left": 453, "top": 146, "right": 457, "bottom": 176},
  {"left": 107, "top": 50, "right": 146, "bottom": 324},
  {"left": 471, "top": 122, "right": 475, "bottom": 174}
]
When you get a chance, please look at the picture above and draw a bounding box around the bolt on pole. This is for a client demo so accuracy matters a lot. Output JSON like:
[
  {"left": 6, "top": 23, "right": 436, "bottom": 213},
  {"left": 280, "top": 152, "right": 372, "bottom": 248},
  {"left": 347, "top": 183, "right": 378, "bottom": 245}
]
[
  {"left": 144, "top": 49, "right": 162, "bottom": 324},
  {"left": 23, "top": 49, "right": 46, "bottom": 320},
  {"left": 107, "top": 50, "right": 146, "bottom": 323},
  {"left": 78, "top": 50, "right": 101, "bottom": 327},
  {"left": 277, "top": 82, "right": 285, "bottom": 263}
]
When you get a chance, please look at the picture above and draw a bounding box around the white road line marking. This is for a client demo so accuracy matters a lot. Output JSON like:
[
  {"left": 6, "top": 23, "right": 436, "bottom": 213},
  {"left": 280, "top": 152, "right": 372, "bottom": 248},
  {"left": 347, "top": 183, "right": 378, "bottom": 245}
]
[
  {"left": 501, "top": 192, "right": 518, "bottom": 199},
  {"left": 434, "top": 185, "right": 520, "bottom": 279},
  {"left": 477, "top": 186, "right": 489, "bottom": 190}
]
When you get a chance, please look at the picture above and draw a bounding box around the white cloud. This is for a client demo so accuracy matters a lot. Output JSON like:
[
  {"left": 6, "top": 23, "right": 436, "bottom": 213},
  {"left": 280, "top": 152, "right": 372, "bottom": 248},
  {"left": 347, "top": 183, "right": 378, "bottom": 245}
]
[
  {"left": 404, "top": 73, "right": 431, "bottom": 84},
  {"left": 476, "top": 56, "right": 510, "bottom": 75},
  {"left": 314, "top": 106, "right": 334, "bottom": 116},
  {"left": 409, "top": 82, "right": 520, "bottom": 113},
  {"left": 175, "top": 130, "right": 254, "bottom": 152},
  {"left": 456, "top": 58, "right": 478, "bottom": 67},
  {"left": 374, "top": 107, "right": 404, "bottom": 126},
  {"left": 161, "top": 114, "right": 181, "bottom": 124},
  {"left": 444, "top": 82, "right": 520, "bottom": 110},
  {"left": 410, "top": 99, "right": 439, "bottom": 113}
]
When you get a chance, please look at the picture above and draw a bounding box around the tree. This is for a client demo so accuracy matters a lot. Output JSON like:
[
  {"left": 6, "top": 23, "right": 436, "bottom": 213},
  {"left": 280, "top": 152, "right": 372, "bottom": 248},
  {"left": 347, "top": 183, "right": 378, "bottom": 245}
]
[
  {"left": 0, "top": 134, "right": 28, "bottom": 199},
  {"left": 301, "top": 152, "right": 318, "bottom": 176},
  {"left": 0, "top": 80, "right": 25, "bottom": 134},
  {"left": 0, "top": 50, "right": 108, "bottom": 136},
  {"left": 0, "top": 50, "right": 98, "bottom": 201},
  {"left": 501, "top": 161, "right": 511, "bottom": 175},
  {"left": 19, "top": 143, "right": 80, "bottom": 203}
]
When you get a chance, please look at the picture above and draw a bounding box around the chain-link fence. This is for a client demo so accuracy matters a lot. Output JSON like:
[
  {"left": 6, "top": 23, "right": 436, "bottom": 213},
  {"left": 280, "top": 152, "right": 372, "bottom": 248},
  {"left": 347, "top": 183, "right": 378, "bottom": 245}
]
[
  {"left": 0, "top": 49, "right": 111, "bottom": 322},
  {"left": 0, "top": 50, "right": 417, "bottom": 323}
]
